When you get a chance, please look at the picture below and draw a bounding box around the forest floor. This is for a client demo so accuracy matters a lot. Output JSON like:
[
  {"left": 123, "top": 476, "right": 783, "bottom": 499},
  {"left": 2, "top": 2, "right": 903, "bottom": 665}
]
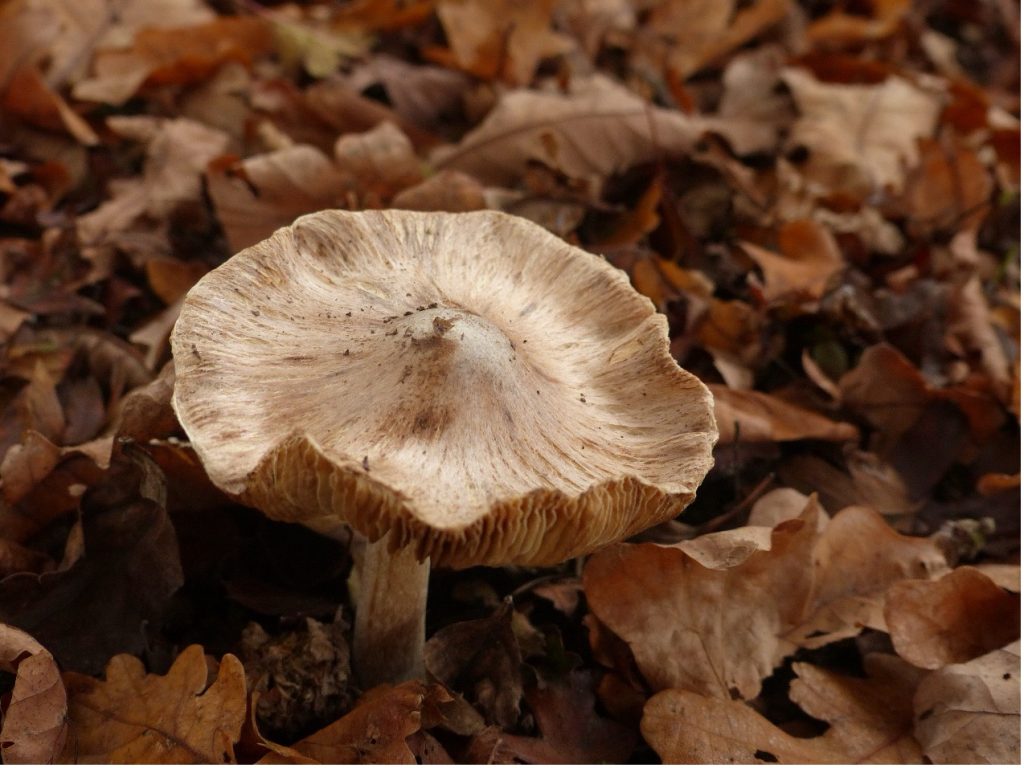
[{"left": 0, "top": 0, "right": 1019, "bottom": 763}]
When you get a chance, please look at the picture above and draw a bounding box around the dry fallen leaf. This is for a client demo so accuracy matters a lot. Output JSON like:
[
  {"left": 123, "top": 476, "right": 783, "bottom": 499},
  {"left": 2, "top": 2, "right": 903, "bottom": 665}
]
[
  {"left": 740, "top": 219, "right": 845, "bottom": 303},
  {"left": 709, "top": 383, "right": 859, "bottom": 443},
  {"left": 650, "top": 0, "right": 791, "bottom": 80},
  {"left": 432, "top": 75, "right": 721, "bottom": 186},
  {"left": 0, "top": 624, "right": 67, "bottom": 764},
  {"left": 257, "top": 681, "right": 443, "bottom": 764},
  {"left": 62, "top": 644, "right": 247, "bottom": 762},
  {"left": 642, "top": 654, "right": 924, "bottom": 763},
  {"left": 76, "top": 116, "right": 229, "bottom": 245},
  {"left": 903, "top": 137, "right": 992, "bottom": 233},
  {"left": 423, "top": 600, "right": 524, "bottom": 728},
  {"left": 787, "top": 504, "right": 948, "bottom": 649},
  {"left": 783, "top": 68, "right": 942, "bottom": 197},
  {"left": 0, "top": 446, "right": 183, "bottom": 674},
  {"left": 499, "top": 670, "right": 635, "bottom": 764},
  {"left": 583, "top": 501, "right": 818, "bottom": 698},
  {"left": 950, "top": 275, "right": 1015, "bottom": 403},
  {"left": 885, "top": 566, "right": 1020, "bottom": 669},
  {"left": 913, "top": 641, "right": 1020, "bottom": 764},
  {"left": 73, "top": 17, "right": 274, "bottom": 106},
  {"left": 333, "top": 122, "right": 422, "bottom": 201},
  {"left": 584, "top": 501, "right": 947, "bottom": 697},
  {"left": 344, "top": 55, "right": 469, "bottom": 129},
  {"left": 206, "top": 144, "right": 352, "bottom": 252},
  {"left": 432, "top": 0, "right": 572, "bottom": 85},
  {"left": 391, "top": 169, "right": 486, "bottom": 212}
]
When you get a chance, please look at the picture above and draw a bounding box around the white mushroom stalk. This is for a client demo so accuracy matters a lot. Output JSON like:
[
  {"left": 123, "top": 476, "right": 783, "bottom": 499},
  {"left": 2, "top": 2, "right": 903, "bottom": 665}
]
[{"left": 170, "top": 210, "right": 717, "bottom": 687}]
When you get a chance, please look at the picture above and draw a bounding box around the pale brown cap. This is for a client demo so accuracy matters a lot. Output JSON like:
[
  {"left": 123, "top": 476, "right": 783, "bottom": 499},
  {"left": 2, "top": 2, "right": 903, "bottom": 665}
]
[{"left": 171, "top": 210, "right": 717, "bottom": 568}]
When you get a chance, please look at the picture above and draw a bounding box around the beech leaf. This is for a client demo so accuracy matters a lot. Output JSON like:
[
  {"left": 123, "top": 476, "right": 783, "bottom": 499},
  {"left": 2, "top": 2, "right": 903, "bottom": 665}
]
[
  {"left": 432, "top": 75, "right": 730, "bottom": 186},
  {"left": 783, "top": 68, "right": 942, "bottom": 197}
]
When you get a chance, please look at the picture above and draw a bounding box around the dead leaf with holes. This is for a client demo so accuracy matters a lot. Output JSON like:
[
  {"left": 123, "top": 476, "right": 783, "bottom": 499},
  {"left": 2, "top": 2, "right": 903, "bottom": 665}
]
[
  {"left": 642, "top": 654, "right": 924, "bottom": 763},
  {"left": 885, "top": 566, "right": 1020, "bottom": 669},
  {"left": 0, "top": 624, "right": 67, "bottom": 763},
  {"left": 583, "top": 502, "right": 817, "bottom": 699},
  {"left": 61, "top": 644, "right": 246, "bottom": 762},
  {"left": 914, "top": 641, "right": 1020, "bottom": 764},
  {"left": 584, "top": 500, "right": 947, "bottom": 698}
]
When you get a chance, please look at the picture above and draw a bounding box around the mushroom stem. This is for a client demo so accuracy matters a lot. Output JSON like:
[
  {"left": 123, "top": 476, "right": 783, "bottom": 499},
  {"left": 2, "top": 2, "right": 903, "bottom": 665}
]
[{"left": 352, "top": 537, "right": 429, "bottom": 687}]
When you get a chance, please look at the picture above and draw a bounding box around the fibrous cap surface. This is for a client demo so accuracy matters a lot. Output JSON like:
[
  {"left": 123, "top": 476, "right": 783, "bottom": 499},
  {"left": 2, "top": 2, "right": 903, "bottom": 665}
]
[{"left": 171, "top": 210, "right": 717, "bottom": 567}]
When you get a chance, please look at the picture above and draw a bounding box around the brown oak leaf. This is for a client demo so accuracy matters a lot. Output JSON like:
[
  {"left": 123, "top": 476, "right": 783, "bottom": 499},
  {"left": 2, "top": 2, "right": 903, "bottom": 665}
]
[{"left": 61, "top": 645, "right": 247, "bottom": 762}]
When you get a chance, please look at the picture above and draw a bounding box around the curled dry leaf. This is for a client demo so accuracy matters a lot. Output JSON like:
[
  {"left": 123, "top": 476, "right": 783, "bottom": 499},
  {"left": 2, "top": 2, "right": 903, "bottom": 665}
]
[
  {"left": 206, "top": 144, "right": 351, "bottom": 252},
  {"left": 62, "top": 645, "right": 247, "bottom": 763},
  {"left": 740, "top": 219, "right": 845, "bottom": 303},
  {"left": 0, "top": 624, "right": 67, "bottom": 764},
  {"left": 584, "top": 500, "right": 947, "bottom": 697},
  {"left": 642, "top": 654, "right": 924, "bottom": 763},
  {"left": 782, "top": 68, "right": 942, "bottom": 198},
  {"left": 885, "top": 566, "right": 1020, "bottom": 669},
  {"left": 913, "top": 641, "right": 1020, "bottom": 764},
  {"left": 747, "top": 486, "right": 825, "bottom": 529},
  {"left": 432, "top": 75, "right": 721, "bottom": 186},
  {"left": 709, "top": 383, "right": 859, "bottom": 443}
]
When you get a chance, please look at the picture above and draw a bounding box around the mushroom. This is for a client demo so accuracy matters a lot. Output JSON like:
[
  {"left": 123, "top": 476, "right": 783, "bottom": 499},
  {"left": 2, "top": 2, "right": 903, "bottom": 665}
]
[{"left": 170, "top": 210, "right": 717, "bottom": 686}]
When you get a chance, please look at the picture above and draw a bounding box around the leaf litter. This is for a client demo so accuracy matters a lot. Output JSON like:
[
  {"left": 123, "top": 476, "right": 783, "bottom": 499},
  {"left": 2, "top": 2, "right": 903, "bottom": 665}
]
[{"left": 0, "top": 0, "right": 1017, "bottom": 763}]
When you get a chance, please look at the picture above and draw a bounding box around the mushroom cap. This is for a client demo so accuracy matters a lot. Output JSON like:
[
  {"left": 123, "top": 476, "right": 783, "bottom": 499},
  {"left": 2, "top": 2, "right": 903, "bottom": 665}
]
[{"left": 171, "top": 210, "right": 717, "bottom": 568}]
